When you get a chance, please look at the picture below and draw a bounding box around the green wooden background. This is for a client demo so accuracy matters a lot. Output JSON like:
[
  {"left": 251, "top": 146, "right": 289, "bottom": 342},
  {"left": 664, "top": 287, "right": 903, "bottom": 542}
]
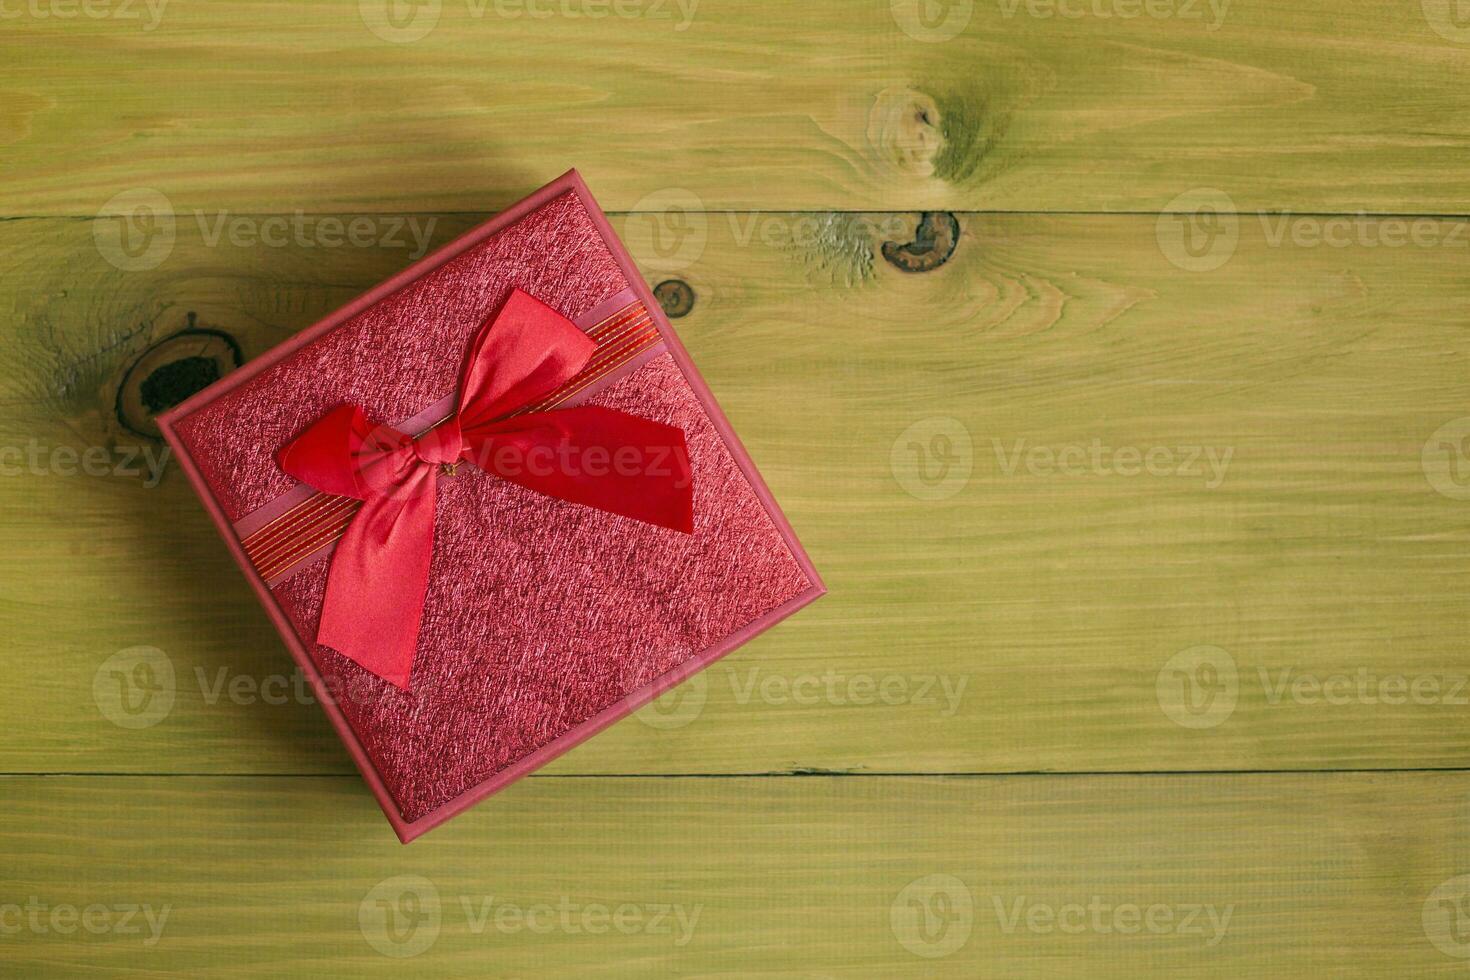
[{"left": 5, "top": 1, "right": 1470, "bottom": 975}]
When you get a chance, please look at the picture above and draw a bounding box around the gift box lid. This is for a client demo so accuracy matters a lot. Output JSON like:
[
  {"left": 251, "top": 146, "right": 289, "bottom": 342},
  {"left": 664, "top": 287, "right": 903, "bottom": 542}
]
[{"left": 158, "top": 170, "right": 824, "bottom": 842}]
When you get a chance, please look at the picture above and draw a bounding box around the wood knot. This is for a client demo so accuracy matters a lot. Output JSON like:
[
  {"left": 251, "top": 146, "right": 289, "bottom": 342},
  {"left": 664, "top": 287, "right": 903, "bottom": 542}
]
[
  {"left": 882, "top": 213, "right": 960, "bottom": 273},
  {"left": 867, "top": 86, "right": 944, "bottom": 177},
  {"left": 115, "top": 316, "right": 241, "bottom": 437},
  {"left": 653, "top": 279, "right": 695, "bottom": 318}
]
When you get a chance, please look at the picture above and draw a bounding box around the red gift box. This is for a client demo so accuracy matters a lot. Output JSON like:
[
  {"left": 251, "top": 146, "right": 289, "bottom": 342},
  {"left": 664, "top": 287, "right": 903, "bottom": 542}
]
[{"left": 158, "top": 171, "right": 823, "bottom": 841}]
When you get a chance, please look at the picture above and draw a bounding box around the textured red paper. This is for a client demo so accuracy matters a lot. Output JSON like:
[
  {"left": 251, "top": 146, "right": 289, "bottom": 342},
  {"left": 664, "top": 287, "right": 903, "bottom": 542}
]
[{"left": 161, "top": 174, "right": 821, "bottom": 837}]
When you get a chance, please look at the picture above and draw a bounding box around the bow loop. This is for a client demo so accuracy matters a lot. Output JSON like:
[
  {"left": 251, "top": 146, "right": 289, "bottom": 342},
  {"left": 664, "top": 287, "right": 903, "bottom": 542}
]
[
  {"left": 276, "top": 288, "right": 693, "bottom": 690},
  {"left": 456, "top": 289, "right": 597, "bottom": 430},
  {"left": 278, "top": 404, "right": 378, "bottom": 500}
]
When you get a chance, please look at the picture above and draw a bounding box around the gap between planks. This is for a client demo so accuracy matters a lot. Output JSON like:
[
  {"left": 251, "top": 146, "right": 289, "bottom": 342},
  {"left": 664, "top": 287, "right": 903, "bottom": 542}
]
[{"left": 6, "top": 768, "right": 1470, "bottom": 779}]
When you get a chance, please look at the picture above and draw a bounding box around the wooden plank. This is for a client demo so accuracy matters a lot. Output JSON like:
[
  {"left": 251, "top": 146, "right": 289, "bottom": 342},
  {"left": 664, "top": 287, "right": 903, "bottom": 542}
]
[
  {"left": 1, "top": 209, "right": 1468, "bottom": 776},
  {"left": 2, "top": 772, "right": 1466, "bottom": 976},
  {"left": 4, "top": 1, "right": 1470, "bottom": 214}
]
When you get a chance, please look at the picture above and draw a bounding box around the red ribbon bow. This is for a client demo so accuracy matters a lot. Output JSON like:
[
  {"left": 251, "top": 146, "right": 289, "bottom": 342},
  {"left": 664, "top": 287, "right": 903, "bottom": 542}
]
[{"left": 278, "top": 289, "right": 694, "bottom": 689}]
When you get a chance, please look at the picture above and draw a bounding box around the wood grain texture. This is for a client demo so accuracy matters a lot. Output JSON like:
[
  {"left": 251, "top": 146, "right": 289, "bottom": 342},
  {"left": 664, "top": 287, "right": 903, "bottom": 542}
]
[
  {"left": 1, "top": 209, "right": 1466, "bottom": 775},
  {"left": 3, "top": 772, "right": 1467, "bottom": 976},
  {"left": 5, "top": 2, "right": 1468, "bottom": 974},
  {"left": 3, "top": 1, "right": 1470, "bottom": 214}
]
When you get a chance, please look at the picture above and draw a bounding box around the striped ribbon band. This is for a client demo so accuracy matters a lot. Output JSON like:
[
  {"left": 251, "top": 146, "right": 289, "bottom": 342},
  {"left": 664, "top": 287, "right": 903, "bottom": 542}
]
[{"left": 239, "top": 297, "right": 662, "bottom": 585}]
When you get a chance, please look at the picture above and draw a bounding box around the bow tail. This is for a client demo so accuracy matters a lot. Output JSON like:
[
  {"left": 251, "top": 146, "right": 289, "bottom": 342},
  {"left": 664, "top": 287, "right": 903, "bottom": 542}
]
[
  {"left": 472, "top": 405, "right": 694, "bottom": 534},
  {"left": 316, "top": 477, "right": 439, "bottom": 690}
]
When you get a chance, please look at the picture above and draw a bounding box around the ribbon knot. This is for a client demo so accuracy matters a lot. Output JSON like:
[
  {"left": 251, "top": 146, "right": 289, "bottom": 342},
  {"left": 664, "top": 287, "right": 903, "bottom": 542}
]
[
  {"left": 411, "top": 420, "right": 464, "bottom": 468},
  {"left": 277, "top": 289, "right": 694, "bottom": 690}
]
